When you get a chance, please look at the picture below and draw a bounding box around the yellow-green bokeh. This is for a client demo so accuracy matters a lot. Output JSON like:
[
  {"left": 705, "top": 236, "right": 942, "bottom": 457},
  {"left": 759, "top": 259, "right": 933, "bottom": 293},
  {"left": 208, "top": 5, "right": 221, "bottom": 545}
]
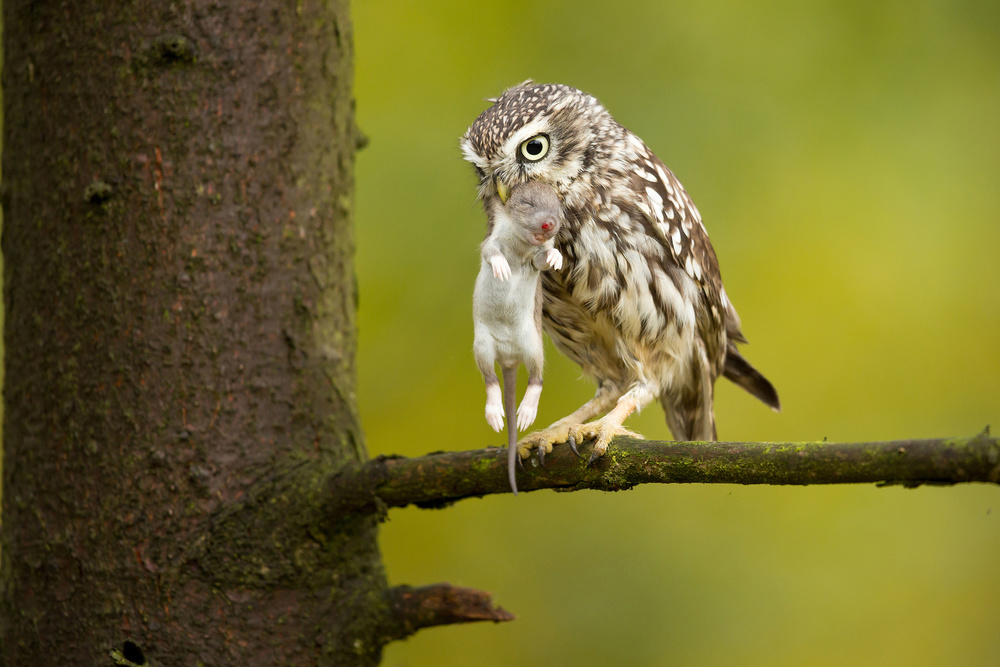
[{"left": 354, "top": 1, "right": 1000, "bottom": 665}]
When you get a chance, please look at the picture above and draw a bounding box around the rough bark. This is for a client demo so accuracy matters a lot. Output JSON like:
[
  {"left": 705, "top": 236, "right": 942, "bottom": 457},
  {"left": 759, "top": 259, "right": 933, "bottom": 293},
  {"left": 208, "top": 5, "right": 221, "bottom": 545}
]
[
  {"left": 324, "top": 431, "right": 1000, "bottom": 515},
  {"left": 0, "top": 1, "right": 410, "bottom": 665}
]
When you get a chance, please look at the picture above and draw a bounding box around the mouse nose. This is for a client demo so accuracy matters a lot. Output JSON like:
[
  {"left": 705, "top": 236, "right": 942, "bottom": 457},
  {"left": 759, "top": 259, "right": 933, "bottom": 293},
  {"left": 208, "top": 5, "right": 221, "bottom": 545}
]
[{"left": 541, "top": 219, "right": 554, "bottom": 231}]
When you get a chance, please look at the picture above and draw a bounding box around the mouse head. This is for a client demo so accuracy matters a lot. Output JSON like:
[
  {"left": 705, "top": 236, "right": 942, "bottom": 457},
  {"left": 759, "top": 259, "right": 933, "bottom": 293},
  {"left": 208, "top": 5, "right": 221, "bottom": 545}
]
[{"left": 505, "top": 181, "right": 563, "bottom": 246}]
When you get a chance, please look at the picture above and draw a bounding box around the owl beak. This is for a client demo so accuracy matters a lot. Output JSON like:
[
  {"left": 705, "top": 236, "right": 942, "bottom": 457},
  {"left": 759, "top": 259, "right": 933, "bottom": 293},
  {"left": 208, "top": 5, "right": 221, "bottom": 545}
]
[{"left": 495, "top": 179, "right": 510, "bottom": 204}]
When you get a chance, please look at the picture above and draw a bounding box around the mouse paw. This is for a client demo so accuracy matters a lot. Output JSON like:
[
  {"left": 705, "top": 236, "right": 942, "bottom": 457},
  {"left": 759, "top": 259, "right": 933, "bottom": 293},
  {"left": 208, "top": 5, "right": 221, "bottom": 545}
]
[
  {"left": 485, "top": 400, "right": 505, "bottom": 432},
  {"left": 545, "top": 247, "right": 563, "bottom": 271},
  {"left": 489, "top": 254, "right": 511, "bottom": 281}
]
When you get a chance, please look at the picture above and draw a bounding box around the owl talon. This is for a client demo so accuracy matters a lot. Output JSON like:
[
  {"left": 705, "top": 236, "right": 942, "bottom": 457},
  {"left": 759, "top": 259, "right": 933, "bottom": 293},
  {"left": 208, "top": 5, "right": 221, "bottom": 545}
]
[
  {"left": 586, "top": 446, "right": 602, "bottom": 466},
  {"left": 567, "top": 435, "right": 582, "bottom": 458},
  {"left": 566, "top": 419, "right": 642, "bottom": 466},
  {"left": 516, "top": 424, "right": 567, "bottom": 465}
]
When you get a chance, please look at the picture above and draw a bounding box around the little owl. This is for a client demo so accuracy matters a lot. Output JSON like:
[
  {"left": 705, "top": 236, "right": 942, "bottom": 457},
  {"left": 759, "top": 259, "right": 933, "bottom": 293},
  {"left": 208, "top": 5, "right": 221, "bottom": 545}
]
[{"left": 462, "top": 81, "right": 780, "bottom": 463}]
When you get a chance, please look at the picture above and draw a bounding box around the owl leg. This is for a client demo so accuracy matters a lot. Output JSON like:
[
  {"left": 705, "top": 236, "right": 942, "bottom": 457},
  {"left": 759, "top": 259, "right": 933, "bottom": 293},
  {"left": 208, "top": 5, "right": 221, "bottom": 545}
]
[
  {"left": 516, "top": 384, "right": 619, "bottom": 462},
  {"left": 566, "top": 384, "right": 654, "bottom": 464}
]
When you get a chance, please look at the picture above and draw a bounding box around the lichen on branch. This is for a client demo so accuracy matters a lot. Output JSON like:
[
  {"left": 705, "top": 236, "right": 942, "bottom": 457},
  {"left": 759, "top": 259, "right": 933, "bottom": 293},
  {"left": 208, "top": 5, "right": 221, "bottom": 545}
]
[{"left": 324, "top": 429, "right": 1000, "bottom": 517}]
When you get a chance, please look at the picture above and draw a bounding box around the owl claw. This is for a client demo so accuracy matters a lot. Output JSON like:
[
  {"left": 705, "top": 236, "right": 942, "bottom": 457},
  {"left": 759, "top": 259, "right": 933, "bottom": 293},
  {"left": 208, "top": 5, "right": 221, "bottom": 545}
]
[
  {"left": 516, "top": 425, "right": 565, "bottom": 462},
  {"left": 586, "top": 447, "right": 602, "bottom": 466},
  {"left": 516, "top": 418, "right": 640, "bottom": 465},
  {"left": 567, "top": 435, "right": 582, "bottom": 458},
  {"left": 565, "top": 419, "right": 643, "bottom": 465}
]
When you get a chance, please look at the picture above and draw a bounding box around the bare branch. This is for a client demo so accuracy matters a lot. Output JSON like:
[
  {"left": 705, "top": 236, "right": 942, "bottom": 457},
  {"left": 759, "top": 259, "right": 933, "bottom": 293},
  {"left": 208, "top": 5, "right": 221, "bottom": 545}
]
[
  {"left": 325, "top": 429, "right": 999, "bottom": 516},
  {"left": 382, "top": 584, "right": 515, "bottom": 641}
]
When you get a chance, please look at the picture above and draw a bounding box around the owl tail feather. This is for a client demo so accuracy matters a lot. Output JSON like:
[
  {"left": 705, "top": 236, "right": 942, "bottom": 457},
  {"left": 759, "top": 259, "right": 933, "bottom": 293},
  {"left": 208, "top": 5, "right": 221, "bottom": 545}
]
[{"left": 723, "top": 347, "right": 781, "bottom": 412}]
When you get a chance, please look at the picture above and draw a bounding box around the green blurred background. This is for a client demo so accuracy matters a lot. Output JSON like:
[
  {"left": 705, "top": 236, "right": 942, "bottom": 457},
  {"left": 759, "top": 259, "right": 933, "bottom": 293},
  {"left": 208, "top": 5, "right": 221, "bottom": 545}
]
[
  {"left": 1, "top": 1, "right": 997, "bottom": 665},
  {"left": 353, "top": 0, "right": 1000, "bottom": 665}
]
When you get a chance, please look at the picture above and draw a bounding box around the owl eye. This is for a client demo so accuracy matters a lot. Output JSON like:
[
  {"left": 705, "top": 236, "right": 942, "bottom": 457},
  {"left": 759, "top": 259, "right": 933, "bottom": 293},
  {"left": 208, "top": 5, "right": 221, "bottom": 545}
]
[{"left": 519, "top": 134, "right": 549, "bottom": 162}]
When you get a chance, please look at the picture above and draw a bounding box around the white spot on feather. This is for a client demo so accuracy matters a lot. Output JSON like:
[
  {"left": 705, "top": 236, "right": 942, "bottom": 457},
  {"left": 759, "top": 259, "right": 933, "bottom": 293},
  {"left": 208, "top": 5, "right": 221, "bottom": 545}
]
[
  {"left": 655, "top": 165, "right": 674, "bottom": 195},
  {"left": 670, "top": 227, "right": 683, "bottom": 255},
  {"left": 645, "top": 187, "right": 664, "bottom": 222}
]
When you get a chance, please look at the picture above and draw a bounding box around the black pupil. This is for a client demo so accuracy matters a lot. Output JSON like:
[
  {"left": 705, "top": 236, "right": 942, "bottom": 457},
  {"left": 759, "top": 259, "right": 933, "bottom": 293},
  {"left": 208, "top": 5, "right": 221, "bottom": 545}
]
[{"left": 525, "top": 139, "right": 544, "bottom": 156}]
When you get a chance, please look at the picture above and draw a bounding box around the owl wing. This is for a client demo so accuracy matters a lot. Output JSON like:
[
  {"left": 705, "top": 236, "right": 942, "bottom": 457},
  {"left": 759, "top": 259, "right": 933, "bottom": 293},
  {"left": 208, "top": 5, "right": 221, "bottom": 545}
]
[
  {"left": 621, "top": 139, "right": 780, "bottom": 411},
  {"left": 618, "top": 141, "right": 729, "bottom": 369}
]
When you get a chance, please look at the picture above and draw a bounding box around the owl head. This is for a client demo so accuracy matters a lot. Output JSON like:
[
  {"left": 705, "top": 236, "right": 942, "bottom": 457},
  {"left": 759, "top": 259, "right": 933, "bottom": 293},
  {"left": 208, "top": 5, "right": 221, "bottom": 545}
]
[{"left": 461, "top": 81, "right": 610, "bottom": 205}]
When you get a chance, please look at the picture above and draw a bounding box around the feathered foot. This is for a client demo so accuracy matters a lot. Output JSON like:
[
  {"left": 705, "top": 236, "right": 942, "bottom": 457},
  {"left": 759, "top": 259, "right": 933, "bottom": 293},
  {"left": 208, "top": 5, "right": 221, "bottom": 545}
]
[
  {"left": 516, "top": 421, "right": 574, "bottom": 466},
  {"left": 566, "top": 418, "right": 642, "bottom": 464},
  {"left": 515, "top": 386, "right": 647, "bottom": 465},
  {"left": 516, "top": 417, "right": 642, "bottom": 466},
  {"left": 566, "top": 391, "right": 645, "bottom": 463}
]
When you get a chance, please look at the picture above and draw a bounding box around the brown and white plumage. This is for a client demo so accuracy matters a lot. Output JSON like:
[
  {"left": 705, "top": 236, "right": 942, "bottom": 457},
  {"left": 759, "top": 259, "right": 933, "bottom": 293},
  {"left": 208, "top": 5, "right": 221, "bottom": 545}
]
[{"left": 462, "top": 82, "right": 779, "bottom": 461}]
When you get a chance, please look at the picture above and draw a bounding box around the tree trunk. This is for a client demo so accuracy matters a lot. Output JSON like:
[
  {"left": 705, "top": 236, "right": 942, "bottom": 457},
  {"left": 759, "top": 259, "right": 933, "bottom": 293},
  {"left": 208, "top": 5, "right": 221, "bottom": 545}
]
[{"left": 1, "top": 1, "right": 392, "bottom": 664}]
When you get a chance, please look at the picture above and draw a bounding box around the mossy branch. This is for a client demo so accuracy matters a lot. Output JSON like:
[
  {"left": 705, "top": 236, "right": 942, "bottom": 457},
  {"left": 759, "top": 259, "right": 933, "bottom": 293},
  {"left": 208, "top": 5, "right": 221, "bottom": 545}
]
[{"left": 325, "top": 429, "right": 999, "bottom": 516}]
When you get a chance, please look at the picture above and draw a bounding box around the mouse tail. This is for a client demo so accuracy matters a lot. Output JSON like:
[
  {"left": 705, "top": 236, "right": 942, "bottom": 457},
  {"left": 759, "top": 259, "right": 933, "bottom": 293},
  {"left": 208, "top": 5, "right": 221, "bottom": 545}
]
[{"left": 502, "top": 366, "right": 518, "bottom": 495}]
